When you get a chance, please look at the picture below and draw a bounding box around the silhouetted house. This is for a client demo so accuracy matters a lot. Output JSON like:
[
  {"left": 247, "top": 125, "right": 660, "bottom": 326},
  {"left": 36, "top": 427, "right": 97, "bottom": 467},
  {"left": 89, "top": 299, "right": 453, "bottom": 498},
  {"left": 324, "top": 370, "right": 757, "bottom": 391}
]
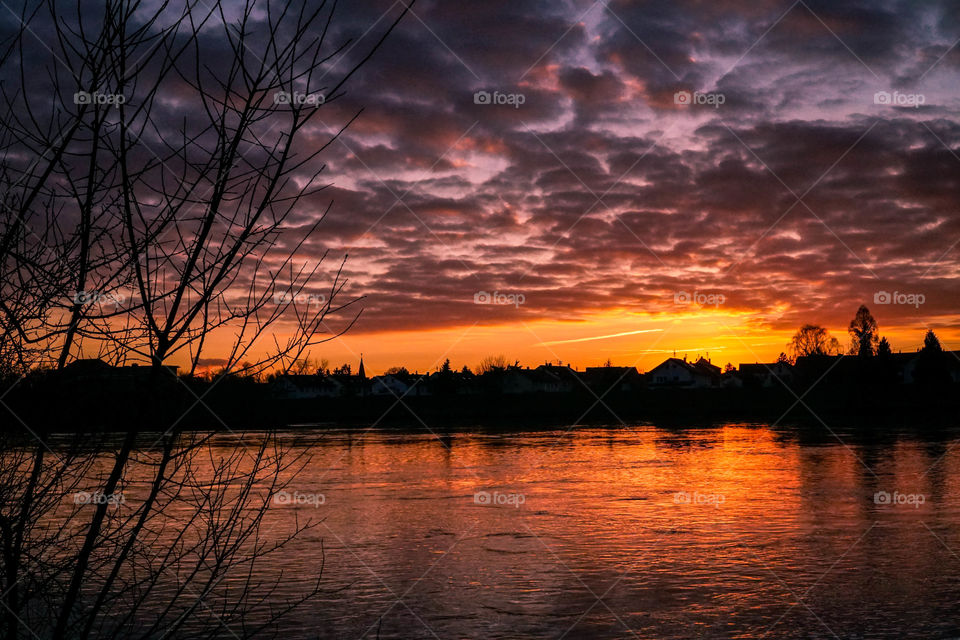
[
  {"left": 580, "top": 366, "right": 645, "bottom": 393},
  {"left": 898, "top": 350, "right": 960, "bottom": 384},
  {"left": 271, "top": 375, "right": 343, "bottom": 399},
  {"left": 500, "top": 368, "right": 537, "bottom": 394},
  {"left": 721, "top": 369, "right": 744, "bottom": 388},
  {"left": 533, "top": 364, "right": 579, "bottom": 392},
  {"left": 788, "top": 350, "right": 960, "bottom": 388},
  {"left": 692, "top": 357, "right": 721, "bottom": 379},
  {"left": 370, "top": 374, "right": 410, "bottom": 397},
  {"left": 885, "top": 352, "right": 919, "bottom": 384},
  {"left": 327, "top": 372, "right": 363, "bottom": 396},
  {"left": 497, "top": 366, "right": 574, "bottom": 394},
  {"left": 944, "top": 351, "right": 960, "bottom": 383},
  {"left": 320, "top": 356, "right": 372, "bottom": 396},
  {"left": 738, "top": 361, "right": 795, "bottom": 388},
  {"left": 425, "top": 369, "right": 479, "bottom": 395},
  {"left": 63, "top": 358, "right": 115, "bottom": 377},
  {"left": 647, "top": 357, "right": 720, "bottom": 388},
  {"left": 63, "top": 358, "right": 179, "bottom": 379},
  {"left": 792, "top": 354, "right": 843, "bottom": 386},
  {"left": 376, "top": 370, "right": 431, "bottom": 396},
  {"left": 452, "top": 370, "right": 479, "bottom": 395},
  {"left": 406, "top": 373, "right": 432, "bottom": 396}
]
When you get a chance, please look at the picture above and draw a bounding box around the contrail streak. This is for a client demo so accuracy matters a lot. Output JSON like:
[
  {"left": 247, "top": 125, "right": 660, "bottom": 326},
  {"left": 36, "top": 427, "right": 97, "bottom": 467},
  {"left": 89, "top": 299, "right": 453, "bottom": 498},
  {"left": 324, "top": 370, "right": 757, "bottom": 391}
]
[{"left": 535, "top": 328, "right": 664, "bottom": 346}]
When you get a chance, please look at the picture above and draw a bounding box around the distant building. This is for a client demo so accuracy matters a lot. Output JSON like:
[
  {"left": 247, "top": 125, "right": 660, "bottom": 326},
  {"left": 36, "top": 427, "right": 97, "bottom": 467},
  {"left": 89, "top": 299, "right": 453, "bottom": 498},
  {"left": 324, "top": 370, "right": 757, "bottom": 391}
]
[
  {"left": 647, "top": 357, "right": 720, "bottom": 388},
  {"left": 63, "top": 358, "right": 180, "bottom": 378},
  {"left": 271, "top": 375, "right": 343, "bottom": 399},
  {"left": 533, "top": 364, "right": 579, "bottom": 392},
  {"left": 498, "top": 365, "right": 579, "bottom": 394},
  {"left": 369, "top": 374, "right": 409, "bottom": 397},
  {"left": 737, "top": 361, "right": 794, "bottom": 388},
  {"left": 500, "top": 368, "right": 538, "bottom": 394},
  {"left": 273, "top": 356, "right": 367, "bottom": 398},
  {"left": 581, "top": 366, "right": 645, "bottom": 393}
]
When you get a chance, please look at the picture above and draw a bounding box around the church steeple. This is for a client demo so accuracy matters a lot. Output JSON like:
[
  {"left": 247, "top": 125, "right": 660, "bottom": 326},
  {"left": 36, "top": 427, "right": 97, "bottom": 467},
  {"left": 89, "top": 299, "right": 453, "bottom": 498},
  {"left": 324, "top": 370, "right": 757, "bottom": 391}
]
[{"left": 358, "top": 353, "right": 366, "bottom": 380}]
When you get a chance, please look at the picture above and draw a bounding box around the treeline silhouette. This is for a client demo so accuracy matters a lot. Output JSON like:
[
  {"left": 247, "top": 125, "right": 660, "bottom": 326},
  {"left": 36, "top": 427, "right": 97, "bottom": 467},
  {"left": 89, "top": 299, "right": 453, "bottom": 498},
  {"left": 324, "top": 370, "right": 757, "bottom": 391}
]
[{"left": 5, "top": 306, "right": 958, "bottom": 431}]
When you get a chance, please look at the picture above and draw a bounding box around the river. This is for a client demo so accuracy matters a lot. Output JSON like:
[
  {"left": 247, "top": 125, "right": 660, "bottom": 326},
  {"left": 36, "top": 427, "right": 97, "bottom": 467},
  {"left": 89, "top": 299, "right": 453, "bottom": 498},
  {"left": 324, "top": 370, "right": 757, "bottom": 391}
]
[{"left": 169, "top": 422, "right": 960, "bottom": 639}]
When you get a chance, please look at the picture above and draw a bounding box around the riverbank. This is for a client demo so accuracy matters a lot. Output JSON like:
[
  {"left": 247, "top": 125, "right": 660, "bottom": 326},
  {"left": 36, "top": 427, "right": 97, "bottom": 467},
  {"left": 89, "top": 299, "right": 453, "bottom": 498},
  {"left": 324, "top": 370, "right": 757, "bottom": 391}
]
[{"left": 3, "top": 374, "right": 959, "bottom": 432}]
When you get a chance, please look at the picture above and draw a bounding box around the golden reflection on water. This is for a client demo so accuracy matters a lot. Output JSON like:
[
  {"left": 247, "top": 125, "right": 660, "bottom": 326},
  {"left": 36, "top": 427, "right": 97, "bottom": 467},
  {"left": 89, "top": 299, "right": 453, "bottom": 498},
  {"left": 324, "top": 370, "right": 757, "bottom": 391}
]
[
  {"left": 223, "top": 424, "right": 960, "bottom": 639},
  {"left": 36, "top": 425, "right": 948, "bottom": 637}
]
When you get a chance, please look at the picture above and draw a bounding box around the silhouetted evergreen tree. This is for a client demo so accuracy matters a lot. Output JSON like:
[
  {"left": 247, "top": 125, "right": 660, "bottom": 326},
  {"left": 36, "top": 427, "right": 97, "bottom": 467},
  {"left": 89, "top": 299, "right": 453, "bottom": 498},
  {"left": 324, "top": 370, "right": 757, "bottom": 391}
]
[
  {"left": 877, "top": 337, "right": 892, "bottom": 357},
  {"left": 915, "top": 329, "right": 950, "bottom": 386}
]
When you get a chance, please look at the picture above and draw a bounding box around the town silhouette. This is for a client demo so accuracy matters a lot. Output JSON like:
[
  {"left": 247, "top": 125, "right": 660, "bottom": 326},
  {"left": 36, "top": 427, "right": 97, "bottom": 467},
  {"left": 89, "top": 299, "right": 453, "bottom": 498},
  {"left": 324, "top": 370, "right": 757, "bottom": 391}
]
[{"left": 6, "top": 305, "right": 958, "bottom": 431}]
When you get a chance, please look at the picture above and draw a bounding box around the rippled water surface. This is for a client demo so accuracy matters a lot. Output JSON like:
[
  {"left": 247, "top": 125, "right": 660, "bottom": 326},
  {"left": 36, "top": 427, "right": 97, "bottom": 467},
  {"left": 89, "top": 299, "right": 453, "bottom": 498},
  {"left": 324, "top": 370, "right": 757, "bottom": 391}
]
[{"left": 155, "top": 424, "right": 960, "bottom": 638}]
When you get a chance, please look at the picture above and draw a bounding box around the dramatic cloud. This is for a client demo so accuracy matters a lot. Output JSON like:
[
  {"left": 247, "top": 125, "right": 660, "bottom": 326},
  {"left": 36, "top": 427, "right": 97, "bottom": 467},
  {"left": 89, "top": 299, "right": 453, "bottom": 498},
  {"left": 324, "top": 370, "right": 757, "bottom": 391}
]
[
  {"left": 5, "top": 0, "right": 958, "bottom": 368},
  {"left": 283, "top": 0, "right": 960, "bottom": 350}
]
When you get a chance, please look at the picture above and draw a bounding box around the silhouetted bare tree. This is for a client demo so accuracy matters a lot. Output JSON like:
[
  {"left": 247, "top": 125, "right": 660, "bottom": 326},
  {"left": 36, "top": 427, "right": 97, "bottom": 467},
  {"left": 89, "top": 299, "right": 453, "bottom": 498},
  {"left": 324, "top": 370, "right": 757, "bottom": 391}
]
[
  {"left": 0, "top": 1, "right": 414, "bottom": 638},
  {"left": 788, "top": 324, "right": 841, "bottom": 359},
  {"left": 848, "top": 304, "right": 878, "bottom": 357}
]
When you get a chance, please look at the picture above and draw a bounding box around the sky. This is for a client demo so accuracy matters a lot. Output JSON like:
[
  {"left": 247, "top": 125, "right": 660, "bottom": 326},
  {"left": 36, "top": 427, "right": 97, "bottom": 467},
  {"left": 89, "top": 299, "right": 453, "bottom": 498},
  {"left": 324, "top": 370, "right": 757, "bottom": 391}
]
[
  {"left": 10, "top": 0, "right": 958, "bottom": 375},
  {"left": 283, "top": 0, "right": 959, "bottom": 375}
]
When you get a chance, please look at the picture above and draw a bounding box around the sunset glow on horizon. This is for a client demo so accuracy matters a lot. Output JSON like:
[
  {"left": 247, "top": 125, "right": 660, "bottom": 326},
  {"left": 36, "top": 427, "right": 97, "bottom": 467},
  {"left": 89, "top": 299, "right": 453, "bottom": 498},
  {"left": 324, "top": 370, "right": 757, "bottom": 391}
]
[
  {"left": 240, "top": 0, "right": 960, "bottom": 376},
  {"left": 291, "top": 307, "right": 960, "bottom": 376}
]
